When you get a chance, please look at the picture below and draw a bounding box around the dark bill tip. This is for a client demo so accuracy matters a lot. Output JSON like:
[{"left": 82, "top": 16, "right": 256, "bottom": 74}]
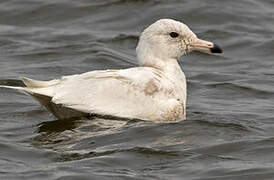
[{"left": 210, "top": 44, "right": 223, "bottom": 54}]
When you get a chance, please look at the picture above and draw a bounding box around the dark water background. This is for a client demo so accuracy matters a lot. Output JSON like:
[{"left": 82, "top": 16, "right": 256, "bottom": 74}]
[{"left": 0, "top": 0, "right": 274, "bottom": 179}]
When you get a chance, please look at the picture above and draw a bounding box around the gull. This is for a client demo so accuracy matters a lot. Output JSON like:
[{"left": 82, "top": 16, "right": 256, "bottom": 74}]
[{"left": 0, "top": 19, "right": 222, "bottom": 122}]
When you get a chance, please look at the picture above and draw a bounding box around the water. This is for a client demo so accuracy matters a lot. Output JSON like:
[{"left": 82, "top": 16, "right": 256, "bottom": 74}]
[{"left": 0, "top": 0, "right": 274, "bottom": 179}]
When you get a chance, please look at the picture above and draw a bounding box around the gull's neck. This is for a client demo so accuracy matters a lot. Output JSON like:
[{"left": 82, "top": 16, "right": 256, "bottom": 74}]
[
  {"left": 137, "top": 50, "right": 184, "bottom": 78},
  {"left": 136, "top": 37, "right": 184, "bottom": 76},
  {"left": 141, "top": 58, "right": 182, "bottom": 74}
]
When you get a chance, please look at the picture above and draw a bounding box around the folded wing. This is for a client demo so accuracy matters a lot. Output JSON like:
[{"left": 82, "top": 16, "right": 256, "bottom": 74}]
[{"left": 50, "top": 67, "right": 172, "bottom": 120}]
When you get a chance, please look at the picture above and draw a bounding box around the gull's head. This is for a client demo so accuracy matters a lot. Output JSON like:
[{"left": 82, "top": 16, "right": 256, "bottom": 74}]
[{"left": 136, "top": 19, "right": 223, "bottom": 67}]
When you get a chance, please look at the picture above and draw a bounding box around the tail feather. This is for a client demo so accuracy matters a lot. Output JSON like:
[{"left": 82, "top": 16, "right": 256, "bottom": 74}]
[
  {"left": 0, "top": 81, "right": 86, "bottom": 119},
  {"left": 0, "top": 76, "right": 59, "bottom": 96},
  {"left": 0, "top": 85, "right": 31, "bottom": 95},
  {"left": 0, "top": 85, "right": 25, "bottom": 91}
]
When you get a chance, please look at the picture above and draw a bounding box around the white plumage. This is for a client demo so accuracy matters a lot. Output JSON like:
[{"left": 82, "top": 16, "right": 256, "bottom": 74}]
[{"left": 0, "top": 19, "right": 222, "bottom": 122}]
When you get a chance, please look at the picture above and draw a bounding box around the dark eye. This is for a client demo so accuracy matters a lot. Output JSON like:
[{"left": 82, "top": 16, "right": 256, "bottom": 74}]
[{"left": 169, "top": 32, "right": 179, "bottom": 38}]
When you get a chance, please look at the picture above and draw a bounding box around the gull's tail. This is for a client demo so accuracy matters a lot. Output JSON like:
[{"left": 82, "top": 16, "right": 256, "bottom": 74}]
[
  {"left": 0, "top": 77, "right": 59, "bottom": 94},
  {"left": 0, "top": 85, "right": 25, "bottom": 91},
  {"left": 0, "top": 77, "right": 86, "bottom": 119}
]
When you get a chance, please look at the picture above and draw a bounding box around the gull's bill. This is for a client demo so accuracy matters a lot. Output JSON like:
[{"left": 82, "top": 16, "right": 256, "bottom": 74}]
[{"left": 189, "top": 38, "right": 223, "bottom": 54}]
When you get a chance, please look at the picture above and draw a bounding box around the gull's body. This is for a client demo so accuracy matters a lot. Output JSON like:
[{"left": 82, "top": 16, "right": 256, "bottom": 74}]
[{"left": 0, "top": 19, "right": 222, "bottom": 122}]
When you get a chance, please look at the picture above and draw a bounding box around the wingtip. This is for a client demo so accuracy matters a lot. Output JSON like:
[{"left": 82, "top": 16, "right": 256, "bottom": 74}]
[
  {"left": 21, "top": 77, "right": 59, "bottom": 88},
  {"left": 21, "top": 77, "right": 34, "bottom": 87}
]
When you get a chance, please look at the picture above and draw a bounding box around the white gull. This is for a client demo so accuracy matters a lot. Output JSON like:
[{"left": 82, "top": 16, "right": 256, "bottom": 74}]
[{"left": 0, "top": 19, "right": 222, "bottom": 122}]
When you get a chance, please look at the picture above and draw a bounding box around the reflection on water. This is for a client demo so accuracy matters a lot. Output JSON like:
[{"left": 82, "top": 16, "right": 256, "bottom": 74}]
[{"left": 33, "top": 117, "right": 129, "bottom": 151}]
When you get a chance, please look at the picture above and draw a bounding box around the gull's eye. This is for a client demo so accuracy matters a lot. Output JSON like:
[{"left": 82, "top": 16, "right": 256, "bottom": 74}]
[{"left": 169, "top": 32, "right": 179, "bottom": 38}]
